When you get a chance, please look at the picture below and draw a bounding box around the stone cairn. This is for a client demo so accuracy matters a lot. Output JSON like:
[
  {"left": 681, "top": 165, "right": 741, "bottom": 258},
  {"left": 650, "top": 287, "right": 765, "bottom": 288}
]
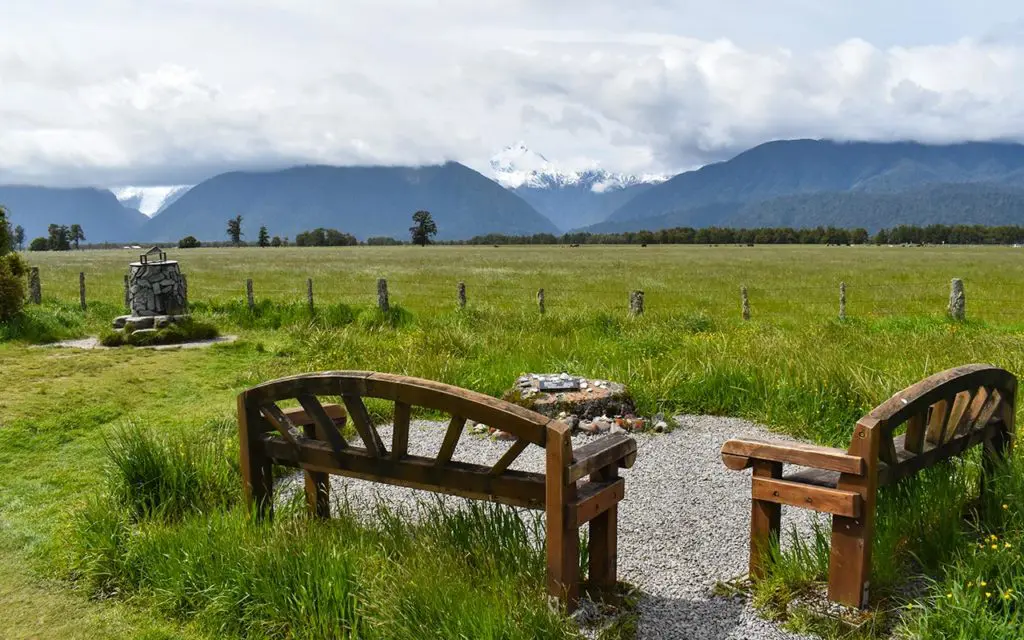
[
  {"left": 470, "top": 372, "right": 671, "bottom": 441},
  {"left": 112, "top": 247, "right": 190, "bottom": 332}
]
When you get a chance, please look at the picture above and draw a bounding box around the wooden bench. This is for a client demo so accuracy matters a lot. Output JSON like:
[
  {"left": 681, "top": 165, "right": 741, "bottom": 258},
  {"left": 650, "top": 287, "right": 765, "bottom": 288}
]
[
  {"left": 721, "top": 364, "right": 1016, "bottom": 608},
  {"left": 237, "top": 371, "right": 638, "bottom": 611}
]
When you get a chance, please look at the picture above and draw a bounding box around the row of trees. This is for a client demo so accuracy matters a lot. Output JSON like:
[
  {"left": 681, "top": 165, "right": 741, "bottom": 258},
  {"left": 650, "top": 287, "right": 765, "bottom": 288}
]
[
  {"left": 217, "top": 210, "right": 439, "bottom": 248},
  {"left": 27, "top": 224, "right": 86, "bottom": 251},
  {"left": 0, "top": 206, "right": 28, "bottom": 320}
]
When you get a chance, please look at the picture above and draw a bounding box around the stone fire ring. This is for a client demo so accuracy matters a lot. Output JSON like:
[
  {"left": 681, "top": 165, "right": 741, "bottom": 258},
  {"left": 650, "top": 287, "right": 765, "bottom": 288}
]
[{"left": 510, "top": 373, "right": 635, "bottom": 420}]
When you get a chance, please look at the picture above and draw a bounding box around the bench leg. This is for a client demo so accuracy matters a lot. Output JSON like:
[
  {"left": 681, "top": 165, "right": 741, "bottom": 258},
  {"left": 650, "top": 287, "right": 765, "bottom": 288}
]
[
  {"left": 239, "top": 396, "right": 274, "bottom": 520},
  {"left": 303, "top": 424, "right": 331, "bottom": 519},
  {"left": 588, "top": 466, "right": 619, "bottom": 603},
  {"left": 828, "top": 421, "right": 880, "bottom": 608},
  {"left": 749, "top": 460, "right": 782, "bottom": 579}
]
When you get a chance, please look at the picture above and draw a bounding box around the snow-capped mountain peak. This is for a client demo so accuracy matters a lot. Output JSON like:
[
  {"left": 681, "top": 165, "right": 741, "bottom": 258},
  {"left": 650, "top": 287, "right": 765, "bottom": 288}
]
[
  {"left": 489, "top": 142, "right": 667, "bottom": 191},
  {"left": 111, "top": 185, "right": 192, "bottom": 217}
]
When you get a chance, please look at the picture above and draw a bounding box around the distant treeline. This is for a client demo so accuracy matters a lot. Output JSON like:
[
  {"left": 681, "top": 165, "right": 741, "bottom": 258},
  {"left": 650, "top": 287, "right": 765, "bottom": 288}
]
[
  {"left": 453, "top": 224, "right": 1024, "bottom": 246},
  {"left": 74, "top": 224, "right": 1024, "bottom": 250}
]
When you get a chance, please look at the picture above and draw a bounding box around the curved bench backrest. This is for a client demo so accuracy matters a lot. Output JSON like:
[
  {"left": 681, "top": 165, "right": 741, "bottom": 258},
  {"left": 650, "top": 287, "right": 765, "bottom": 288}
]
[
  {"left": 240, "top": 369, "right": 554, "bottom": 453},
  {"left": 859, "top": 364, "right": 1016, "bottom": 464}
]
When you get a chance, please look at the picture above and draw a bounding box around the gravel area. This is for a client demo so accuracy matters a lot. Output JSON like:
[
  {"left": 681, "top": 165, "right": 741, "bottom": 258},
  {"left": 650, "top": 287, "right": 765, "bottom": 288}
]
[{"left": 281, "top": 415, "right": 820, "bottom": 639}]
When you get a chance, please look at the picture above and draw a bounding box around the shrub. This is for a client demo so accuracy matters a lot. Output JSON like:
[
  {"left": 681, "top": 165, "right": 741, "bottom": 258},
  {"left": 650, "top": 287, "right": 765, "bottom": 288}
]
[
  {"left": 178, "top": 235, "right": 201, "bottom": 249},
  {"left": 28, "top": 237, "right": 49, "bottom": 251},
  {"left": 0, "top": 252, "right": 27, "bottom": 320}
]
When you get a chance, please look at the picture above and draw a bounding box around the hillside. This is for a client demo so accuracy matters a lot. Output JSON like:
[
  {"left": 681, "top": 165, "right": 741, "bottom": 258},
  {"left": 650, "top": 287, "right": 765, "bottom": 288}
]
[
  {"left": 0, "top": 186, "right": 149, "bottom": 243},
  {"left": 605, "top": 139, "right": 1024, "bottom": 225},
  {"left": 145, "top": 162, "right": 559, "bottom": 242},
  {"left": 586, "top": 183, "right": 1024, "bottom": 233}
]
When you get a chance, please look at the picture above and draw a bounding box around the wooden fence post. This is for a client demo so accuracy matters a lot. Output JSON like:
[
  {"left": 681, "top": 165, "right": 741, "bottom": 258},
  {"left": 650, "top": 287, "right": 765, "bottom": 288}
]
[
  {"left": 79, "top": 272, "right": 86, "bottom": 311},
  {"left": 307, "top": 278, "right": 314, "bottom": 315},
  {"left": 246, "top": 278, "right": 255, "bottom": 312},
  {"left": 537, "top": 288, "right": 545, "bottom": 314},
  {"left": 377, "top": 278, "right": 389, "bottom": 313},
  {"left": 182, "top": 274, "right": 189, "bottom": 312},
  {"left": 741, "top": 286, "right": 750, "bottom": 321},
  {"left": 123, "top": 274, "right": 130, "bottom": 310},
  {"left": 457, "top": 281, "right": 466, "bottom": 309},
  {"left": 949, "top": 278, "right": 965, "bottom": 321},
  {"left": 29, "top": 267, "right": 41, "bottom": 304},
  {"left": 629, "top": 290, "right": 644, "bottom": 315},
  {"left": 839, "top": 281, "right": 847, "bottom": 320}
]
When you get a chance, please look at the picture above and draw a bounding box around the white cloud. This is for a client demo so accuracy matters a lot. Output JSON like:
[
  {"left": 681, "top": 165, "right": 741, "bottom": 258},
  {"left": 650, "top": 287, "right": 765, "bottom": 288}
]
[{"left": 1, "top": 0, "right": 1023, "bottom": 186}]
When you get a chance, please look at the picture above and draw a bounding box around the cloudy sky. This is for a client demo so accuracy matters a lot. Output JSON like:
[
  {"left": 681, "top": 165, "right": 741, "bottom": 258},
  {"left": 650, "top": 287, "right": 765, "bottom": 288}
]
[{"left": 2, "top": 0, "right": 1024, "bottom": 188}]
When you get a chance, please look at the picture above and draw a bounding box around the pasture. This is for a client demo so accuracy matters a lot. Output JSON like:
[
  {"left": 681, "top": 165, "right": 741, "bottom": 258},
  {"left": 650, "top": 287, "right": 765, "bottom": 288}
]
[{"left": 4, "top": 244, "right": 1024, "bottom": 638}]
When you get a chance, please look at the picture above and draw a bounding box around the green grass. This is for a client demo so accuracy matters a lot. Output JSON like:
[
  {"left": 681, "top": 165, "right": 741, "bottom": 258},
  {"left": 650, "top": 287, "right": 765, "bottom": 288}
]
[
  {"left": 5, "top": 245, "right": 1024, "bottom": 638},
  {"left": 99, "top": 318, "right": 220, "bottom": 347}
]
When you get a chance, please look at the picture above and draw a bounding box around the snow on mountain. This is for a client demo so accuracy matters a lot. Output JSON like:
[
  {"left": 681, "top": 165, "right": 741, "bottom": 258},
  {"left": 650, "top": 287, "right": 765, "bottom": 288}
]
[
  {"left": 111, "top": 185, "right": 192, "bottom": 217},
  {"left": 489, "top": 142, "right": 668, "bottom": 191}
]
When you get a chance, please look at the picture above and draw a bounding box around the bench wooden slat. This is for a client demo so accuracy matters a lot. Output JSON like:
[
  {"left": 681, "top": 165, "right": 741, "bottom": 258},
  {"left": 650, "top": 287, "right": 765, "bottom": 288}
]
[
  {"left": 880, "top": 421, "right": 1002, "bottom": 486},
  {"left": 942, "top": 390, "right": 975, "bottom": 443},
  {"left": 435, "top": 415, "right": 466, "bottom": 465},
  {"left": 568, "top": 434, "right": 638, "bottom": 483},
  {"left": 784, "top": 467, "right": 841, "bottom": 488},
  {"left": 904, "top": 411, "right": 926, "bottom": 454},
  {"left": 391, "top": 401, "right": 411, "bottom": 460},
  {"left": 490, "top": 438, "right": 530, "bottom": 476},
  {"left": 925, "top": 398, "right": 952, "bottom": 445},
  {"left": 296, "top": 395, "right": 348, "bottom": 458},
  {"left": 282, "top": 403, "right": 346, "bottom": 428},
  {"left": 752, "top": 477, "right": 861, "bottom": 518},
  {"left": 721, "top": 438, "right": 864, "bottom": 475},
  {"left": 972, "top": 388, "right": 1003, "bottom": 432},
  {"left": 260, "top": 403, "right": 303, "bottom": 448},
  {"left": 341, "top": 393, "right": 387, "bottom": 457},
  {"left": 263, "top": 434, "right": 547, "bottom": 509},
  {"left": 573, "top": 478, "right": 625, "bottom": 527}
]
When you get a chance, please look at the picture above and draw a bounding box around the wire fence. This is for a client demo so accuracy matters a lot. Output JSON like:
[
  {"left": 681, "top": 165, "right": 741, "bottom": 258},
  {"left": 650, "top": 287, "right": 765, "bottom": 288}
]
[{"left": 25, "top": 266, "right": 1016, "bottom": 325}]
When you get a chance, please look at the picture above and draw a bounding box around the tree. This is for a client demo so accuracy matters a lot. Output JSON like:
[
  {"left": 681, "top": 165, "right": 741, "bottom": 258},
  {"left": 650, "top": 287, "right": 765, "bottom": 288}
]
[
  {"left": 226, "top": 215, "right": 244, "bottom": 246},
  {"left": 294, "top": 228, "right": 358, "bottom": 247},
  {"left": 409, "top": 210, "right": 437, "bottom": 247},
  {"left": 13, "top": 225, "right": 24, "bottom": 251},
  {"left": 28, "top": 237, "right": 49, "bottom": 251},
  {"left": 178, "top": 235, "right": 202, "bottom": 249},
  {"left": 0, "top": 206, "right": 10, "bottom": 255},
  {"left": 69, "top": 224, "right": 85, "bottom": 250},
  {"left": 47, "top": 224, "right": 71, "bottom": 251},
  {"left": 270, "top": 236, "right": 282, "bottom": 247},
  {"left": 258, "top": 225, "right": 270, "bottom": 248}
]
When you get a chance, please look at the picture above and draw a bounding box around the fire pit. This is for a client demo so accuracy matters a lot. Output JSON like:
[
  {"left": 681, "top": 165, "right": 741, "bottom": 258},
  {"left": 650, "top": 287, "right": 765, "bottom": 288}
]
[{"left": 113, "top": 246, "right": 190, "bottom": 330}]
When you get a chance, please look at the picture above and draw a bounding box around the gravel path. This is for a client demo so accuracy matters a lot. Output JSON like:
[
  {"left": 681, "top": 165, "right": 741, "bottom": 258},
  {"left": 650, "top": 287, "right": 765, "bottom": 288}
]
[{"left": 282, "top": 415, "right": 819, "bottom": 639}]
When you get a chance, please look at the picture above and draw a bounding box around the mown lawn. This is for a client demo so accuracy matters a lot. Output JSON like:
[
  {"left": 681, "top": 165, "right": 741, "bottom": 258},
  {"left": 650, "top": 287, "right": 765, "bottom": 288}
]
[{"left": 3, "top": 245, "right": 1024, "bottom": 638}]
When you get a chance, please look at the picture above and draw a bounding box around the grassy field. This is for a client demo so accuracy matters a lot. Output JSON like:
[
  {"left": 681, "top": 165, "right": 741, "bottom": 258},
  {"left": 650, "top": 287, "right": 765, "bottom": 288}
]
[{"left": 4, "top": 245, "right": 1024, "bottom": 639}]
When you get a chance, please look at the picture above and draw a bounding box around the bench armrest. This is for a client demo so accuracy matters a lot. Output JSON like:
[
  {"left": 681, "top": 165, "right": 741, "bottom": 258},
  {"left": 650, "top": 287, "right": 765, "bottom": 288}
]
[
  {"left": 721, "top": 438, "right": 864, "bottom": 475},
  {"left": 568, "top": 433, "right": 638, "bottom": 482}
]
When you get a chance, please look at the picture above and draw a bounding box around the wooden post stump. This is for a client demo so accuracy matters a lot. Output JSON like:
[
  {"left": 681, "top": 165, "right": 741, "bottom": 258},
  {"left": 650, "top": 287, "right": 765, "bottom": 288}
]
[
  {"left": 79, "top": 272, "right": 86, "bottom": 311},
  {"left": 949, "top": 278, "right": 965, "bottom": 321},
  {"left": 29, "top": 267, "right": 41, "bottom": 304},
  {"left": 741, "top": 286, "right": 750, "bottom": 321},
  {"left": 457, "top": 281, "right": 466, "bottom": 309},
  {"left": 839, "top": 281, "right": 847, "bottom": 320},
  {"left": 377, "top": 278, "right": 390, "bottom": 313},
  {"left": 246, "top": 278, "right": 255, "bottom": 311},
  {"left": 307, "top": 278, "right": 314, "bottom": 315},
  {"left": 123, "top": 274, "right": 130, "bottom": 310},
  {"left": 537, "top": 288, "right": 545, "bottom": 314},
  {"left": 629, "top": 290, "right": 644, "bottom": 315}
]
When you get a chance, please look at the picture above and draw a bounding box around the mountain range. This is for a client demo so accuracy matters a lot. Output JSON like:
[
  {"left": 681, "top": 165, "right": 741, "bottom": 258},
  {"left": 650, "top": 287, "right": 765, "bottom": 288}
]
[{"left": 7, "top": 139, "right": 1024, "bottom": 244}]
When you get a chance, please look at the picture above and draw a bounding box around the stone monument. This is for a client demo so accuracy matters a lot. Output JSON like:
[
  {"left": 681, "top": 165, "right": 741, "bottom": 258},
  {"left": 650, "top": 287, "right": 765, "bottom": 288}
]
[{"left": 112, "top": 246, "right": 190, "bottom": 330}]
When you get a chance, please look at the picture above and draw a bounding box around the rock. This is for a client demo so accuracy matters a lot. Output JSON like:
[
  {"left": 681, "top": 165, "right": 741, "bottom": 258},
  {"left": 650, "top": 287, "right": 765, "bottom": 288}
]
[
  {"left": 112, "top": 315, "right": 130, "bottom": 329},
  {"left": 564, "top": 414, "right": 580, "bottom": 430},
  {"left": 154, "top": 316, "right": 172, "bottom": 329},
  {"left": 610, "top": 425, "right": 627, "bottom": 435},
  {"left": 558, "top": 411, "right": 568, "bottom": 419},
  {"left": 579, "top": 420, "right": 598, "bottom": 435},
  {"left": 630, "top": 418, "right": 646, "bottom": 431},
  {"left": 655, "top": 420, "right": 668, "bottom": 433},
  {"left": 493, "top": 430, "right": 516, "bottom": 441},
  {"left": 131, "top": 328, "right": 159, "bottom": 337},
  {"left": 125, "top": 316, "right": 155, "bottom": 331},
  {"left": 593, "top": 417, "right": 612, "bottom": 433}
]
